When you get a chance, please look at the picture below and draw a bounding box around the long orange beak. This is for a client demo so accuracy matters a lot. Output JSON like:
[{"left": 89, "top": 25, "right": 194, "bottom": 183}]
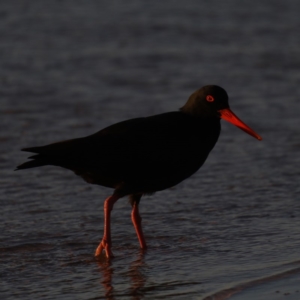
[{"left": 219, "top": 108, "right": 262, "bottom": 141}]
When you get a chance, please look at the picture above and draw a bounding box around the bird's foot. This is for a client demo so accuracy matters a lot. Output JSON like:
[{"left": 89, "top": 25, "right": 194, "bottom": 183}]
[{"left": 95, "top": 239, "right": 114, "bottom": 259}]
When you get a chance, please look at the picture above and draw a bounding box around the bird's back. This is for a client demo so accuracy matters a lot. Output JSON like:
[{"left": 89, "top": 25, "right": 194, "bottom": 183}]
[{"left": 17, "top": 111, "right": 221, "bottom": 195}]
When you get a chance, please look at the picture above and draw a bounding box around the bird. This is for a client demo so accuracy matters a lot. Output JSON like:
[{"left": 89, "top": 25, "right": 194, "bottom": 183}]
[{"left": 16, "top": 85, "right": 262, "bottom": 259}]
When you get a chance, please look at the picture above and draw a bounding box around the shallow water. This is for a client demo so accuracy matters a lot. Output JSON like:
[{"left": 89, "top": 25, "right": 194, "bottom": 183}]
[{"left": 1, "top": 0, "right": 300, "bottom": 299}]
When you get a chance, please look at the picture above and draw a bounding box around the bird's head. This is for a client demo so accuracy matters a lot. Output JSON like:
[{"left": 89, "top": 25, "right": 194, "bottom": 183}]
[{"left": 181, "top": 85, "right": 262, "bottom": 140}]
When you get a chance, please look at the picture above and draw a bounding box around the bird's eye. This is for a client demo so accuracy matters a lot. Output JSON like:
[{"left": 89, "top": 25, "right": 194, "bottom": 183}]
[{"left": 206, "top": 95, "right": 215, "bottom": 102}]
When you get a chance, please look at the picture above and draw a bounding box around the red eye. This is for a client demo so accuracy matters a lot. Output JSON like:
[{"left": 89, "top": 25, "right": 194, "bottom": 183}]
[{"left": 206, "top": 95, "right": 214, "bottom": 102}]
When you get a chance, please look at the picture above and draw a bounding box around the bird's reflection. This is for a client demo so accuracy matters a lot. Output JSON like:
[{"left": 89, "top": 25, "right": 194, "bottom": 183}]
[
  {"left": 97, "top": 256, "right": 114, "bottom": 299},
  {"left": 128, "top": 249, "right": 147, "bottom": 299},
  {"left": 97, "top": 249, "right": 147, "bottom": 300}
]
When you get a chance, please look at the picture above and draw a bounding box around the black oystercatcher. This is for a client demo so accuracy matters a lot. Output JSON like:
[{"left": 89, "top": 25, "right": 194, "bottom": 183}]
[{"left": 16, "top": 85, "right": 262, "bottom": 258}]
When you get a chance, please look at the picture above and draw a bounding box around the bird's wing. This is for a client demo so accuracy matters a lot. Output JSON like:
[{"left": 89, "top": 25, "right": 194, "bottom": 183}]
[
  {"left": 86, "top": 112, "right": 202, "bottom": 179},
  {"left": 86, "top": 113, "right": 190, "bottom": 171},
  {"left": 17, "top": 112, "right": 204, "bottom": 187}
]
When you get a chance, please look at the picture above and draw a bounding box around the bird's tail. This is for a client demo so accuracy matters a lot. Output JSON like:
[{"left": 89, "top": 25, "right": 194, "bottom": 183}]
[
  {"left": 16, "top": 138, "right": 84, "bottom": 171},
  {"left": 15, "top": 148, "right": 51, "bottom": 171},
  {"left": 15, "top": 159, "right": 48, "bottom": 170}
]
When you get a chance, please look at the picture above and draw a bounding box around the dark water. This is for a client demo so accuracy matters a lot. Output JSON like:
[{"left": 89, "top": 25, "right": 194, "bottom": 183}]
[{"left": 1, "top": 1, "right": 300, "bottom": 299}]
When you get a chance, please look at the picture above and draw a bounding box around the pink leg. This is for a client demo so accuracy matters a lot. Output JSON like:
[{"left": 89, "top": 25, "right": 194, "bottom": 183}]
[
  {"left": 131, "top": 203, "right": 147, "bottom": 249},
  {"left": 95, "top": 194, "right": 119, "bottom": 258}
]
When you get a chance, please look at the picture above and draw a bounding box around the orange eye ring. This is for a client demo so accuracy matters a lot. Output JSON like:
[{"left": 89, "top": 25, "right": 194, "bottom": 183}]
[{"left": 206, "top": 95, "right": 215, "bottom": 102}]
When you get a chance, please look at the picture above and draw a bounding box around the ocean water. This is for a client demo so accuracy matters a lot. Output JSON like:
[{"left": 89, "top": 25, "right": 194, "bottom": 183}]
[{"left": 1, "top": 0, "right": 300, "bottom": 299}]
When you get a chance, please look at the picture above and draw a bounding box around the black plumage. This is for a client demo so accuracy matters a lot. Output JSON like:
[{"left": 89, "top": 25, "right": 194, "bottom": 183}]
[{"left": 16, "top": 85, "right": 261, "bottom": 258}]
